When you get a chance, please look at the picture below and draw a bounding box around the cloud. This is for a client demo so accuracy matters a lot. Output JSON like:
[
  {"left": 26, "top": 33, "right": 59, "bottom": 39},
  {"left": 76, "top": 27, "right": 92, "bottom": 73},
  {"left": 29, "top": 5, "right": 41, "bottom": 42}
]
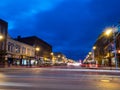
[
  {"left": 0, "top": 0, "right": 64, "bottom": 30},
  {"left": 1, "top": 0, "right": 120, "bottom": 60}
]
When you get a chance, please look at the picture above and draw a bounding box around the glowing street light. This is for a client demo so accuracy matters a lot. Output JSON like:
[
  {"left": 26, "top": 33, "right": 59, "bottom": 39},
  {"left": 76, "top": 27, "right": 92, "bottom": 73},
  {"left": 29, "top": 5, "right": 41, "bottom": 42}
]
[
  {"left": 93, "top": 46, "right": 96, "bottom": 50},
  {"left": 0, "top": 35, "right": 3, "bottom": 50},
  {"left": 51, "top": 52, "right": 54, "bottom": 55},
  {"left": 118, "top": 50, "right": 120, "bottom": 54},
  {"left": 0, "top": 35, "right": 3, "bottom": 40},
  {"left": 105, "top": 28, "right": 112, "bottom": 36},
  {"left": 35, "top": 47, "right": 40, "bottom": 51},
  {"left": 89, "top": 52, "right": 92, "bottom": 55}
]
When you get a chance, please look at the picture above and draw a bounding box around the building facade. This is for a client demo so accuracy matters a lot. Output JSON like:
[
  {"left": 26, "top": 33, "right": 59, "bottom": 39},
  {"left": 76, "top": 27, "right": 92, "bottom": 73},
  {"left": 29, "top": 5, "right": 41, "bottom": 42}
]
[
  {"left": 93, "top": 29, "right": 120, "bottom": 67},
  {"left": 16, "top": 36, "right": 52, "bottom": 62},
  {"left": 6, "top": 36, "right": 35, "bottom": 66}
]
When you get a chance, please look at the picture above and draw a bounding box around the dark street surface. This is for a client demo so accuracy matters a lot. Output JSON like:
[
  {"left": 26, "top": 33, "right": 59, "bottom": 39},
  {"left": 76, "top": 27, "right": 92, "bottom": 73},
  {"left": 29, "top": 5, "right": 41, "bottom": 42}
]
[{"left": 0, "top": 67, "right": 120, "bottom": 90}]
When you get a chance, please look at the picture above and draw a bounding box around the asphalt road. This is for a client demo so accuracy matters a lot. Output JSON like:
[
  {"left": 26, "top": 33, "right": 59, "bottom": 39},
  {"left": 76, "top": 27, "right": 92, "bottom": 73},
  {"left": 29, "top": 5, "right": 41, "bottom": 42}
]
[{"left": 0, "top": 68, "right": 120, "bottom": 90}]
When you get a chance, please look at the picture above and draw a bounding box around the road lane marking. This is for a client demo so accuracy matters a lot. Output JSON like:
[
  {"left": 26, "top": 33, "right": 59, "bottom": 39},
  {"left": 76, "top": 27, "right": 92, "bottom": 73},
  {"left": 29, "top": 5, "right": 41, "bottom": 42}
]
[{"left": 0, "top": 82, "right": 31, "bottom": 87}]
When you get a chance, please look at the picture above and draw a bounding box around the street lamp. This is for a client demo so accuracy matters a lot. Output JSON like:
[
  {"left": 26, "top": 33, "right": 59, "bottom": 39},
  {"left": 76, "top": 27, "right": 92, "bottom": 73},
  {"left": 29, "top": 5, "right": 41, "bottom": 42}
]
[
  {"left": 105, "top": 28, "right": 113, "bottom": 36},
  {"left": 0, "top": 35, "right": 3, "bottom": 40},
  {"left": 51, "top": 52, "right": 54, "bottom": 56},
  {"left": 35, "top": 47, "right": 40, "bottom": 59},
  {"left": 50, "top": 52, "right": 55, "bottom": 64},
  {"left": 93, "top": 46, "right": 96, "bottom": 50},
  {"left": 0, "top": 34, "right": 3, "bottom": 50},
  {"left": 89, "top": 52, "right": 92, "bottom": 55},
  {"left": 35, "top": 47, "right": 40, "bottom": 51},
  {"left": 92, "top": 46, "right": 96, "bottom": 61},
  {"left": 118, "top": 50, "right": 120, "bottom": 54},
  {"left": 58, "top": 55, "right": 60, "bottom": 58},
  {"left": 105, "top": 27, "right": 118, "bottom": 69}
]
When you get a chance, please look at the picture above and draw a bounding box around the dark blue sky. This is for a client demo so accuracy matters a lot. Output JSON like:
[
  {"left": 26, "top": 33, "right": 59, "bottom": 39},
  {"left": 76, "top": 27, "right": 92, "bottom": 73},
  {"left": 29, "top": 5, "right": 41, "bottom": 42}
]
[{"left": 1, "top": 0, "right": 120, "bottom": 60}]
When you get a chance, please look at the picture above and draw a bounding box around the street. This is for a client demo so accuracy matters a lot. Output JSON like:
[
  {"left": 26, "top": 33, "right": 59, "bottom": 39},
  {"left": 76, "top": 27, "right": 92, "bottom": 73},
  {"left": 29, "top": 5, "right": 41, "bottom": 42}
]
[{"left": 0, "top": 67, "right": 120, "bottom": 90}]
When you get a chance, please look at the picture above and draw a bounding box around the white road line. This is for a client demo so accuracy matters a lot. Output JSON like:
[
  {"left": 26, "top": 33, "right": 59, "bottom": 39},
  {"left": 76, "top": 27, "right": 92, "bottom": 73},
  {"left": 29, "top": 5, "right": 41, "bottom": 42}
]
[{"left": 0, "top": 82, "right": 32, "bottom": 87}]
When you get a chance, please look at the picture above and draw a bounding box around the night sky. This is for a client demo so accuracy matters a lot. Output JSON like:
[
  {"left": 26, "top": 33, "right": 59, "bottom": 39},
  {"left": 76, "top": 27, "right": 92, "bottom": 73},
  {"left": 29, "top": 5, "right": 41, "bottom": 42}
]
[{"left": 1, "top": 0, "right": 120, "bottom": 60}]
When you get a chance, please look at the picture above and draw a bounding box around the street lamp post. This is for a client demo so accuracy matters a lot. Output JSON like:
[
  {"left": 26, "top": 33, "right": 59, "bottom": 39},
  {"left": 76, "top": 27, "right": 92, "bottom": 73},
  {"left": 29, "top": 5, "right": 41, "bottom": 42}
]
[
  {"left": 105, "top": 29, "right": 112, "bottom": 67},
  {"left": 92, "top": 46, "right": 96, "bottom": 61},
  {"left": 50, "top": 52, "right": 55, "bottom": 64},
  {"left": 105, "top": 27, "right": 118, "bottom": 69},
  {"left": 113, "top": 29, "right": 118, "bottom": 69},
  {"left": 35, "top": 47, "right": 40, "bottom": 66},
  {"left": 35, "top": 47, "right": 40, "bottom": 58}
]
